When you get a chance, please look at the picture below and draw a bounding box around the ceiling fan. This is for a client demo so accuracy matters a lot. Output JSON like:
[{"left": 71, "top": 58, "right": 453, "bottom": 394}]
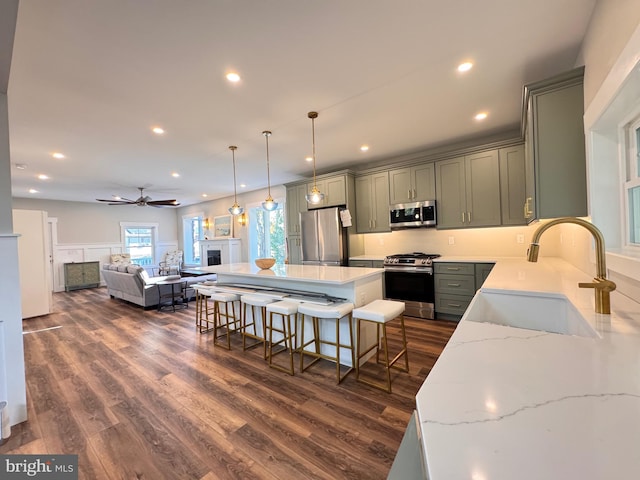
[{"left": 96, "top": 187, "right": 180, "bottom": 207}]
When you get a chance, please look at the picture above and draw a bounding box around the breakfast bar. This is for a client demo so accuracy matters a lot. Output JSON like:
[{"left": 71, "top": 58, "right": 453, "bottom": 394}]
[{"left": 196, "top": 263, "right": 385, "bottom": 366}]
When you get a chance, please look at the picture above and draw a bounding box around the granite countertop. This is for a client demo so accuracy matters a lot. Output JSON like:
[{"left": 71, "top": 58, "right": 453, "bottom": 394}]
[
  {"left": 198, "top": 263, "right": 383, "bottom": 285},
  {"left": 416, "top": 257, "right": 640, "bottom": 479}
]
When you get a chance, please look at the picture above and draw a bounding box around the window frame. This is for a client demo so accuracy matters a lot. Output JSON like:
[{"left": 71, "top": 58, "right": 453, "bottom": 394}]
[
  {"left": 119, "top": 222, "right": 159, "bottom": 266},
  {"left": 621, "top": 112, "right": 640, "bottom": 248},
  {"left": 182, "top": 212, "right": 204, "bottom": 267},
  {"left": 247, "top": 200, "right": 286, "bottom": 264}
]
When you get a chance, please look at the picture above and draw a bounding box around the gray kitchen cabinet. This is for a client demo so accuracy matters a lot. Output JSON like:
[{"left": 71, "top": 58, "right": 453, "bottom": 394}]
[
  {"left": 389, "top": 163, "right": 436, "bottom": 204},
  {"left": 349, "top": 259, "right": 384, "bottom": 268},
  {"left": 286, "top": 184, "right": 308, "bottom": 235},
  {"left": 435, "top": 262, "right": 494, "bottom": 319},
  {"left": 307, "top": 175, "right": 347, "bottom": 208},
  {"left": 523, "top": 66, "right": 587, "bottom": 222},
  {"left": 499, "top": 145, "right": 527, "bottom": 225},
  {"left": 286, "top": 235, "right": 302, "bottom": 265},
  {"left": 435, "top": 150, "right": 501, "bottom": 229},
  {"left": 355, "top": 172, "right": 391, "bottom": 233}
]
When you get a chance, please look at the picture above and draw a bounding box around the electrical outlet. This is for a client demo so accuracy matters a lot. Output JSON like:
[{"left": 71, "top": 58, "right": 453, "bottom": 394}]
[
  {"left": 448, "top": 236, "right": 455, "bottom": 245},
  {"left": 516, "top": 234, "right": 525, "bottom": 244}
]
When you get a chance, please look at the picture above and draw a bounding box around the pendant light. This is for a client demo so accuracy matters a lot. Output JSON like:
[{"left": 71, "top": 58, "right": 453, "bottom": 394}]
[
  {"left": 305, "top": 111, "right": 325, "bottom": 205},
  {"left": 227, "top": 146, "right": 244, "bottom": 216},
  {"left": 262, "top": 130, "right": 278, "bottom": 211}
]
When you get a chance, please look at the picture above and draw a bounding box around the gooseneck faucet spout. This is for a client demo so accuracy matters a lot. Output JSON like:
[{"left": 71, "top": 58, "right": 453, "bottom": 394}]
[{"left": 527, "top": 217, "right": 616, "bottom": 314}]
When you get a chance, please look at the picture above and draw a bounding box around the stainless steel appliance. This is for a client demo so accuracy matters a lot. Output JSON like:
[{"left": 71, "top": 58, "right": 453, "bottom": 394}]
[
  {"left": 384, "top": 252, "right": 440, "bottom": 319},
  {"left": 389, "top": 200, "right": 436, "bottom": 229},
  {"left": 300, "top": 207, "right": 348, "bottom": 266}
]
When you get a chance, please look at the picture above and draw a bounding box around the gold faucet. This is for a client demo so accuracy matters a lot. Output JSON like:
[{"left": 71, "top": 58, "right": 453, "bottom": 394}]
[{"left": 527, "top": 217, "right": 616, "bottom": 314}]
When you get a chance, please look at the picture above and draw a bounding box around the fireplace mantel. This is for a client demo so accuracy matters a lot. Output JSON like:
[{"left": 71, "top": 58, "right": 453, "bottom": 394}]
[{"left": 199, "top": 238, "right": 241, "bottom": 266}]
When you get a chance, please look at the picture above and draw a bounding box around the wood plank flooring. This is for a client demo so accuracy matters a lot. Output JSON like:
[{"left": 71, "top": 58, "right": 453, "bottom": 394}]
[{"left": 1, "top": 288, "right": 457, "bottom": 479}]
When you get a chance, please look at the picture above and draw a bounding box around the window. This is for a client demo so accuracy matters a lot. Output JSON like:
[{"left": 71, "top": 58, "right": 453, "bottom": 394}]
[
  {"left": 182, "top": 213, "right": 204, "bottom": 266},
  {"left": 120, "top": 222, "right": 158, "bottom": 266},
  {"left": 625, "top": 118, "right": 640, "bottom": 246},
  {"left": 248, "top": 204, "right": 285, "bottom": 264}
]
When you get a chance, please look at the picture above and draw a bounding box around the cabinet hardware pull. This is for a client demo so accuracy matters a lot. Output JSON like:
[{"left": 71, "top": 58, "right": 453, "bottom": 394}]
[
  {"left": 467, "top": 212, "right": 471, "bottom": 223},
  {"left": 448, "top": 303, "right": 462, "bottom": 308},
  {"left": 412, "top": 188, "right": 416, "bottom": 199},
  {"left": 408, "top": 188, "right": 411, "bottom": 199},
  {"left": 446, "top": 267, "right": 460, "bottom": 271},
  {"left": 461, "top": 212, "right": 465, "bottom": 223},
  {"left": 447, "top": 283, "right": 461, "bottom": 287}
]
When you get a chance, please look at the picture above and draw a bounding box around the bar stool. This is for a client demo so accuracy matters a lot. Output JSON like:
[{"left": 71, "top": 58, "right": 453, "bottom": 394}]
[
  {"left": 266, "top": 300, "right": 299, "bottom": 375},
  {"left": 353, "top": 299, "right": 409, "bottom": 393},
  {"left": 241, "top": 294, "right": 274, "bottom": 359},
  {"left": 298, "top": 302, "right": 355, "bottom": 384},
  {"left": 209, "top": 291, "right": 241, "bottom": 349},
  {"left": 195, "top": 286, "right": 217, "bottom": 333}
]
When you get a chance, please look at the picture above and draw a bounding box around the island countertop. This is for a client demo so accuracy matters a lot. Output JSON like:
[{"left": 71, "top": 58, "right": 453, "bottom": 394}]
[
  {"left": 197, "top": 263, "right": 382, "bottom": 285},
  {"left": 416, "top": 257, "right": 640, "bottom": 479}
]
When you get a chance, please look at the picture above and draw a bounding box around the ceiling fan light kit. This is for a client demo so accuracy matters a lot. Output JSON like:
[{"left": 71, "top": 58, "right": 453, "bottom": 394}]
[{"left": 96, "top": 187, "right": 179, "bottom": 207}]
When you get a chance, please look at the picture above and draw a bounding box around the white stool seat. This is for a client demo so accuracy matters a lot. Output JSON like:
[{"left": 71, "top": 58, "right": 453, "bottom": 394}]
[
  {"left": 210, "top": 292, "right": 240, "bottom": 303},
  {"left": 352, "top": 299, "right": 404, "bottom": 323},
  {"left": 298, "top": 302, "right": 354, "bottom": 319},
  {"left": 241, "top": 294, "right": 274, "bottom": 307},
  {"left": 267, "top": 300, "right": 299, "bottom": 315}
]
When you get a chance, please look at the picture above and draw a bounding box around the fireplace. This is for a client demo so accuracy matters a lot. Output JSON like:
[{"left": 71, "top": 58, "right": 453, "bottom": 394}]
[{"left": 207, "top": 249, "right": 221, "bottom": 266}]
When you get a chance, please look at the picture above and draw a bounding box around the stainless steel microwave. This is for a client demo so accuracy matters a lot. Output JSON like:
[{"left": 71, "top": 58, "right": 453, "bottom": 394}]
[{"left": 389, "top": 200, "right": 436, "bottom": 229}]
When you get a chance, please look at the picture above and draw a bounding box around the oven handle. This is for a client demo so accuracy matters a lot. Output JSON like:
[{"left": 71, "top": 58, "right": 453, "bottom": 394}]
[{"left": 384, "top": 267, "right": 433, "bottom": 274}]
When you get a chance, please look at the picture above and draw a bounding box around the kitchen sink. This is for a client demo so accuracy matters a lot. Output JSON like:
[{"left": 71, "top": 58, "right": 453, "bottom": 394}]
[{"left": 463, "top": 291, "right": 598, "bottom": 338}]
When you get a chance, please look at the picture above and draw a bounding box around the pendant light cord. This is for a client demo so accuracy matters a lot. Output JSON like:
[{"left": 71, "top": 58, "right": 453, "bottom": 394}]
[
  {"left": 308, "top": 111, "right": 318, "bottom": 187},
  {"left": 230, "top": 145, "right": 238, "bottom": 203},
  {"left": 263, "top": 130, "right": 273, "bottom": 197}
]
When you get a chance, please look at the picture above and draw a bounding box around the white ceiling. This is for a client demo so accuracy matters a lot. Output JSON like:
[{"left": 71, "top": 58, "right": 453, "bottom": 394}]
[{"left": 8, "top": 0, "right": 597, "bottom": 207}]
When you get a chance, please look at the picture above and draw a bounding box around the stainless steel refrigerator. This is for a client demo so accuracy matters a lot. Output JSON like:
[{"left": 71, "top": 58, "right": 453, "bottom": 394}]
[{"left": 300, "top": 207, "right": 348, "bottom": 266}]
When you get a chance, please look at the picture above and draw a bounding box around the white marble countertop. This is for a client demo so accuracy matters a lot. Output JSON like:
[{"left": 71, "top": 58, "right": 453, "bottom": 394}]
[
  {"left": 348, "top": 255, "right": 386, "bottom": 261},
  {"left": 198, "top": 263, "right": 382, "bottom": 285},
  {"left": 416, "top": 257, "right": 640, "bottom": 480}
]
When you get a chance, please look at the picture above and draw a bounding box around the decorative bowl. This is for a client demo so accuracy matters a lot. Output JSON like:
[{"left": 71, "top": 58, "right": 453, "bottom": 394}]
[{"left": 255, "top": 258, "right": 276, "bottom": 269}]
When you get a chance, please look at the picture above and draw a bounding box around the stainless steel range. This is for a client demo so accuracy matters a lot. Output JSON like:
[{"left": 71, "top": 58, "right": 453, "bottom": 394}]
[{"left": 384, "top": 252, "right": 441, "bottom": 319}]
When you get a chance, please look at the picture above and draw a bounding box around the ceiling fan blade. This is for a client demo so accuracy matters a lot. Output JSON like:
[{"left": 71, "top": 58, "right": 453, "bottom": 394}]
[
  {"left": 96, "top": 198, "right": 133, "bottom": 204},
  {"left": 148, "top": 200, "right": 180, "bottom": 206}
]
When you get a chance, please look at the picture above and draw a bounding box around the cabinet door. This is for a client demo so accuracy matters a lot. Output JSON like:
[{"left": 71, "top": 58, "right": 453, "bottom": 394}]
[
  {"left": 286, "top": 235, "right": 302, "bottom": 264},
  {"left": 355, "top": 175, "right": 374, "bottom": 233},
  {"left": 499, "top": 145, "right": 526, "bottom": 225},
  {"left": 371, "top": 172, "right": 391, "bottom": 232},
  {"left": 413, "top": 163, "right": 436, "bottom": 201},
  {"left": 389, "top": 167, "right": 412, "bottom": 204},
  {"left": 65, "top": 263, "right": 84, "bottom": 287},
  {"left": 349, "top": 259, "right": 373, "bottom": 268},
  {"left": 465, "top": 150, "right": 501, "bottom": 227},
  {"left": 324, "top": 175, "right": 347, "bottom": 206},
  {"left": 524, "top": 98, "right": 536, "bottom": 222},
  {"left": 83, "top": 262, "right": 101, "bottom": 284},
  {"left": 475, "top": 263, "right": 495, "bottom": 288},
  {"left": 286, "top": 184, "right": 307, "bottom": 235},
  {"left": 435, "top": 157, "right": 466, "bottom": 228}
]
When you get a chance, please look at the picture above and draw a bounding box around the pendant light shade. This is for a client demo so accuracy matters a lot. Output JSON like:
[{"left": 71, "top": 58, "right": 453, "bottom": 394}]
[
  {"left": 262, "top": 130, "right": 278, "bottom": 211},
  {"left": 227, "top": 145, "right": 244, "bottom": 216},
  {"left": 305, "top": 111, "right": 325, "bottom": 205}
]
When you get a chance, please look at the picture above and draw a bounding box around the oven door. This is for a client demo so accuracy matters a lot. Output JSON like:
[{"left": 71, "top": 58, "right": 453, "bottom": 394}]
[{"left": 384, "top": 268, "right": 434, "bottom": 303}]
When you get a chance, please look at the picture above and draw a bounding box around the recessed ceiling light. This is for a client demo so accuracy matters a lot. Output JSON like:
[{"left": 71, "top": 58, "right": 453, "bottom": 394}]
[
  {"left": 15, "top": 163, "right": 27, "bottom": 170},
  {"left": 360, "top": 145, "right": 369, "bottom": 152},
  {"left": 226, "top": 72, "right": 241, "bottom": 83},
  {"left": 172, "top": 172, "right": 180, "bottom": 178},
  {"left": 38, "top": 174, "right": 49, "bottom": 180},
  {"left": 458, "top": 62, "right": 473, "bottom": 72},
  {"left": 202, "top": 193, "right": 208, "bottom": 198},
  {"left": 152, "top": 127, "right": 165, "bottom": 134},
  {"left": 29, "top": 189, "right": 38, "bottom": 194},
  {"left": 52, "top": 152, "right": 65, "bottom": 159},
  {"left": 475, "top": 112, "right": 488, "bottom": 121},
  {"left": 113, "top": 195, "right": 121, "bottom": 200},
  {"left": 240, "top": 183, "right": 246, "bottom": 188},
  {"left": 305, "top": 156, "right": 313, "bottom": 162}
]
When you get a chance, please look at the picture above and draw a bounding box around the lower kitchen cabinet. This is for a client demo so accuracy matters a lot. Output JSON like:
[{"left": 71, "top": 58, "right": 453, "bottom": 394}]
[
  {"left": 435, "top": 262, "right": 494, "bottom": 320},
  {"left": 64, "top": 261, "right": 101, "bottom": 291},
  {"left": 348, "top": 259, "right": 384, "bottom": 268}
]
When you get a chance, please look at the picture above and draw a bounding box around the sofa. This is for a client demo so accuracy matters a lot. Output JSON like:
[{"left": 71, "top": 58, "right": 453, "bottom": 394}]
[{"left": 101, "top": 264, "right": 216, "bottom": 308}]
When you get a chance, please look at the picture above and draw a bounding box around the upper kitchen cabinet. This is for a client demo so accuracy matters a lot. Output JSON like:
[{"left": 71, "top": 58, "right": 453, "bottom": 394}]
[
  {"left": 286, "top": 184, "right": 308, "bottom": 235},
  {"left": 499, "top": 145, "right": 526, "bottom": 225},
  {"left": 389, "top": 163, "right": 436, "bottom": 204},
  {"left": 436, "top": 150, "right": 501, "bottom": 229},
  {"left": 355, "top": 172, "right": 391, "bottom": 233},
  {"left": 306, "top": 174, "right": 347, "bottom": 209},
  {"left": 523, "top": 66, "right": 587, "bottom": 222}
]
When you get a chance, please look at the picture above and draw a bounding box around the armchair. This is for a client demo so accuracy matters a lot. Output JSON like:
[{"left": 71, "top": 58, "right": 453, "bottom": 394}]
[{"left": 158, "top": 250, "right": 183, "bottom": 275}]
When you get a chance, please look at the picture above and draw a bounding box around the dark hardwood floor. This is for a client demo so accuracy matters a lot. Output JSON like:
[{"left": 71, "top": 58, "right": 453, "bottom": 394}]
[{"left": 1, "top": 288, "right": 456, "bottom": 479}]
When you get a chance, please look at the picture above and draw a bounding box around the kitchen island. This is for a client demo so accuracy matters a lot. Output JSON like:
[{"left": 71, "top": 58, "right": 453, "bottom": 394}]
[
  {"left": 196, "top": 263, "right": 384, "bottom": 366},
  {"left": 416, "top": 257, "right": 640, "bottom": 479}
]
